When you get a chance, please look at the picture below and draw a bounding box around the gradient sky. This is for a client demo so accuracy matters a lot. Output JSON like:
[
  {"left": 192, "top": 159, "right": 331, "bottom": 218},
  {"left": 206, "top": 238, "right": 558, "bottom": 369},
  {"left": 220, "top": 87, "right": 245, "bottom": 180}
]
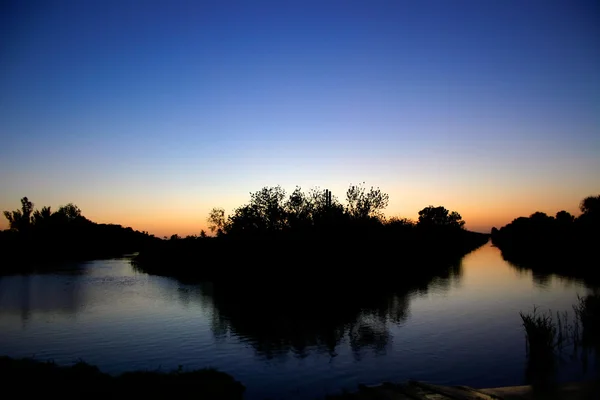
[{"left": 1, "top": 0, "right": 599, "bottom": 237}]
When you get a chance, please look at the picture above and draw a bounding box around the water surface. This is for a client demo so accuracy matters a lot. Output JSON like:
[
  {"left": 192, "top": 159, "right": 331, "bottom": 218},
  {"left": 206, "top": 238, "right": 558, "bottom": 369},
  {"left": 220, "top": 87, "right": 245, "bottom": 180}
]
[{"left": 0, "top": 243, "right": 594, "bottom": 399}]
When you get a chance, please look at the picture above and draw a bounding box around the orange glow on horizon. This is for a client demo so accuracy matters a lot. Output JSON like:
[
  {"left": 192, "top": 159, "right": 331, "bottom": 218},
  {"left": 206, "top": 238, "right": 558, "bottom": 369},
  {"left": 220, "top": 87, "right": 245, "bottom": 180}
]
[{"left": 0, "top": 186, "right": 593, "bottom": 238}]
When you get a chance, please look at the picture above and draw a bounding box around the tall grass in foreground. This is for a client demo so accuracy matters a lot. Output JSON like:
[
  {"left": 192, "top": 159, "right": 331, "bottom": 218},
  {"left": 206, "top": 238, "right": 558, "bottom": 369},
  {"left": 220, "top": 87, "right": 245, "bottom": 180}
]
[
  {"left": 519, "top": 306, "right": 577, "bottom": 393},
  {"left": 519, "top": 306, "right": 577, "bottom": 360},
  {"left": 519, "top": 292, "right": 600, "bottom": 392},
  {"left": 573, "top": 293, "right": 600, "bottom": 350}
]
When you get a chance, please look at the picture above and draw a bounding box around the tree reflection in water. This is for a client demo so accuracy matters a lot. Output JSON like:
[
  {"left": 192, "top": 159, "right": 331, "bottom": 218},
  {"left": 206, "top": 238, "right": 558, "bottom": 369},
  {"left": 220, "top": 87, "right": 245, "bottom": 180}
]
[{"left": 191, "top": 261, "right": 462, "bottom": 360}]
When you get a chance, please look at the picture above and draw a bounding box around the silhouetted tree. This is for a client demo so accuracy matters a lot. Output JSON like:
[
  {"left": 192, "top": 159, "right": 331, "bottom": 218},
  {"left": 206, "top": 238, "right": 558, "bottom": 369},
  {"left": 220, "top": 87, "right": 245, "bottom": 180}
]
[
  {"left": 227, "top": 204, "right": 265, "bottom": 235},
  {"left": 417, "top": 206, "right": 465, "bottom": 229},
  {"left": 55, "top": 203, "right": 84, "bottom": 223},
  {"left": 32, "top": 206, "right": 52, "bottom": 226},
  {"left": 283, "top": 186, "right": 345, "bottom": 232},
  {"left": 345, "top": 183, "right": 389, "bottom": 220},
  {"left": 580, "top": 195, "right": 600, "bottom": 216},
  {"left": 3, "top": 197, "right": 34, "bottom": 232},
  {"left": 207, "top": 207, "right": 226, "bottom": 236},
  {"left": 555, "top": 210, "right": 574, "bottom": 225},
  {"left": 284, "top": 186, "right": 312, "bottom": 230},
  {"left": 306, "top": 187, "right": 345, "bottom": 226},
  {"left": 249, "top": 185, "right": 287, "bottom": 231},
  {"left": 226, "top": 186, "right": 288, "bottom": 236},
  {"left": 529, "top": 212, "right": 553, "bottom": 223}
]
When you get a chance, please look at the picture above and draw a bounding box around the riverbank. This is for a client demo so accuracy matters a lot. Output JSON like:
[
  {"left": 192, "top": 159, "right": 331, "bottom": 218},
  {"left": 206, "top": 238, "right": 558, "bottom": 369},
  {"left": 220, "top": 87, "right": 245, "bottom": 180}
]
[
  {"left": 490, "top": 194, "right": 600, "bottom": 286},
  {"left": 0, "top": 356, "right": 245, "bottom": 399},
  {"left": 132, "top": 232, "right": 490, "bottom": 282},
  {"left": 4, "top": 355, "right": 597, "bottom": 399},
  {"left": 326, "top": 380, "right": 600, "bottom": 400},
  {"left": 0, "top": 223, "right": 158, "bottom": 274}
]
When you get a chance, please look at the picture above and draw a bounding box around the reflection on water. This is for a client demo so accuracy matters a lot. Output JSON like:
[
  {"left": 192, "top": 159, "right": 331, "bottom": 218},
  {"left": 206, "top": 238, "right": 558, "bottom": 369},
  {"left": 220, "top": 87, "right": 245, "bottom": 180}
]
[
  {"left": 0, "top": 274, "right": 80, "bottom": 326},
  {"left": 0, "top": 244, "right": 596, "bottom": 400},
  {"left": 198, "top": 260, "right": 462, "bottom": 362}
]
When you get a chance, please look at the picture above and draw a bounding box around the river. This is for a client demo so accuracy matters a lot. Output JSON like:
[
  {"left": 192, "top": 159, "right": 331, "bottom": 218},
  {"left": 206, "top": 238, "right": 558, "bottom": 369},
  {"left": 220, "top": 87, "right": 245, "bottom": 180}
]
[{"left": 0, "top": 242, "right": 595, "bottom": 399}]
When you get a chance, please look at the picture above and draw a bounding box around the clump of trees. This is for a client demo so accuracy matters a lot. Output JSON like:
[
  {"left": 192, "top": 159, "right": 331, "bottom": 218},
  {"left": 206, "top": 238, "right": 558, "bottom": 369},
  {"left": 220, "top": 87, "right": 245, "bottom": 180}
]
[
  {"left": 417, "top": 206, "right": 465, "bottom": 229},
  {"left": 491, "top": 195, "right": 600, "bottom": 280},
  {"left": 204, "top": 183, "right": 466, "bottom": 239},
  {"left": 133, "top": 183, "right": 489, "bottom": 281},
  {"left": 3, "top": 197, "right": 87, "bottom": 234},
  {"left": 1, "top": 197, "right": 157, "bottom": 270}
]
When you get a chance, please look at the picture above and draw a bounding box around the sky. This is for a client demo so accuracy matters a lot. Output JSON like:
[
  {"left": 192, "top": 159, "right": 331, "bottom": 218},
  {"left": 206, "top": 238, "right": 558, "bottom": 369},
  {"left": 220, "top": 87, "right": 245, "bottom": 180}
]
[{"left": 1, "top": 0, "right": 599, "bottom": 237}]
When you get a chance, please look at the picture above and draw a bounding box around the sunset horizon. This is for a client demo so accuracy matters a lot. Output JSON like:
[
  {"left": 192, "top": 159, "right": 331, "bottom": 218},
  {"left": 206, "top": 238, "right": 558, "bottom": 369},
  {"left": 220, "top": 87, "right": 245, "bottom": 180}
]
[
  {"left": 2, "top": 0, "right": 598, "bottom": 237},
  {"left": 2, "top": 1, "right": 600, "bottom": 396},
  {"left": 0, "top": 185, "right": 595, "bottom": 237}
]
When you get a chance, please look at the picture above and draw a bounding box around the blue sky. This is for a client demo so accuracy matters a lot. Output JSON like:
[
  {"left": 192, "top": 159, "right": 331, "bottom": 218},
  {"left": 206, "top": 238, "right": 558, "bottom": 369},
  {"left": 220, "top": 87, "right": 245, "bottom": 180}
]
[{"left": 1, "top": 0, "right": 599, "bottom": 236}]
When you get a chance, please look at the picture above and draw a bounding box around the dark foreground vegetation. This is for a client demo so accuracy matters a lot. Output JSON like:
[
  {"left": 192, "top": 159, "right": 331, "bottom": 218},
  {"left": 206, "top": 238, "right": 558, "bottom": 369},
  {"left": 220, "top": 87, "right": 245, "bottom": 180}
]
[
  {"left": 0, "top": 356, "right": 245, "bottom": 399},
  {"left": 519, "top": 291, "right": 600, "bottom": 394},
  {"left": 491, "top": 195, "right": 600, "bottom": 283},
  {"left": 133, "top": 184, "right": 489, "bottom": 282},
  {"left": 1, "top": 197, "right": 159, "bottom": 273},
  {"left": 327, "top": 293, "right": 600, "bottom": 399}
]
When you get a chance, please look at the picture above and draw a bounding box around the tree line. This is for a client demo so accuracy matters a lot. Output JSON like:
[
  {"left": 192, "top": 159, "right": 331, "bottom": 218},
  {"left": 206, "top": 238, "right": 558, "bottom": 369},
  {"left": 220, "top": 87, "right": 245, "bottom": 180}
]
[
  {"left": 1, "top": 197, "right": 158, "bottom": 271},
  {"left": 491, "top": 195, "right": 600, "bottom": 282},
  {"left": 2, "top": 184, "right": 490, "bottom": 278},
  {"left": 133, "top": 184, "right": 489, "bottom": 282},
  {"left": 200, "top": 183, "right": 466, "bottom": 239}
]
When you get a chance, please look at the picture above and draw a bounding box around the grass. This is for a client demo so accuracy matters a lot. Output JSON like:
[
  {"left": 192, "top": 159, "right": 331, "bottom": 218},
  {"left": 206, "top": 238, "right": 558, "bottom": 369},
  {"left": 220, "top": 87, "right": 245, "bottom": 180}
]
[
  {"left": 519, "top": 306, "right": 575, "bottom": 359},
  {"left": 519, "top": 305, "right": 579, "bottom": 392},
  {"left": 519, "top": 293, "right": 600, "bottom": 391},
  {"left": 573, "top": 293, "right": 600, "bottom": 350},
  {"left": 519, "top": 293, "right": 600, "bottom": 358},
  {"left": 0, "top": 356, "right": 245, "bottom": 399}
]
